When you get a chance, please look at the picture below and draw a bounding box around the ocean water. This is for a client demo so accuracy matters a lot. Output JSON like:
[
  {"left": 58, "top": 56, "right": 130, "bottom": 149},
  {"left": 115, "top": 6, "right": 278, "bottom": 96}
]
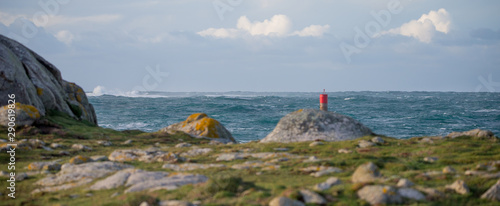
[{"left": 87, "top": 91, "right": 500, "bottom": 142}]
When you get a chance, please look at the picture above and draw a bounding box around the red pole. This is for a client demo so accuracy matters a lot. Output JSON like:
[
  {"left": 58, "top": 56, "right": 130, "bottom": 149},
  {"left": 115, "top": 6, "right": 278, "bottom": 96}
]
[{"left": 320, "top": 90, "right": 328, "bottom": 111}]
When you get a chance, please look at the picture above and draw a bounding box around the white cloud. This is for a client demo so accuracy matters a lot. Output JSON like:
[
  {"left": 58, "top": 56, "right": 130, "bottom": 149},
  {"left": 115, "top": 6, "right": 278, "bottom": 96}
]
[
  {"left": 55, "top": 30, "right": 75, "bottom": 45},
  {"left": 198, "top": 14, "right": 329, "bottom": 39},
  {"left": 33, "top": 14, "right": 122, "bottom": 27},
  {"left": 197, "top": 28, "right": 241, "bottom": 39},
  {"left": 292, "top": 24, "right": 330, "bottom": 37},
  {"left": 385, "top": 8, "right": 451, "bottom": 43},
  {"left": 237, "top": 15, "right": 291, "bottom": 36},
  {"left": 0, "top": 12, "right": 23, "bottom": 26}
]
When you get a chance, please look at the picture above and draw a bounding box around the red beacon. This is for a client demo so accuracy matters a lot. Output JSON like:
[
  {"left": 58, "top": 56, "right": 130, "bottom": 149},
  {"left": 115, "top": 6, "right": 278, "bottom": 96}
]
[{"left": 320, "top": 89, "right": 328, "bottom": 111}]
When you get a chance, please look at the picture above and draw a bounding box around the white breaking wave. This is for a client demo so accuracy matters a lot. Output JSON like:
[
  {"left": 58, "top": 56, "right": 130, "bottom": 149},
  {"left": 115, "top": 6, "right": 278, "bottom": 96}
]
[{"left": 86, "top": 86, "right": 165, "bottom": 98}]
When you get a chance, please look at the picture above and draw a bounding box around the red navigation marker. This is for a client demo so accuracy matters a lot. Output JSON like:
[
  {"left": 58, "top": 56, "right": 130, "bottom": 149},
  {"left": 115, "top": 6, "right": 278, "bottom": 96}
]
[{"left": 320, "top": 89, "right": 328, "bottom": 111}]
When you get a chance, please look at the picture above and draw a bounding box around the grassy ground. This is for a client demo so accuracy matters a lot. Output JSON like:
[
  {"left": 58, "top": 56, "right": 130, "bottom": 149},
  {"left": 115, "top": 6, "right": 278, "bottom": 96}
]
[{"left": 0, "top": 113, "right": 499, "bottom": 206}]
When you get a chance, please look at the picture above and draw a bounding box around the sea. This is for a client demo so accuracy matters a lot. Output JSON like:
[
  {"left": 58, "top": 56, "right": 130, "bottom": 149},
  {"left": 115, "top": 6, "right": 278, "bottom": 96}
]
[{"left": 87, "top": 91, "right": 500, "bottom": 143}]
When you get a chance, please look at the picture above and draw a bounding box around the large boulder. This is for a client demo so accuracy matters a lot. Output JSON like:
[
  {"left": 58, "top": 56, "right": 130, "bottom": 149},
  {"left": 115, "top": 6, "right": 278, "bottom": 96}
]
[
  {"left": 159, "top": 113, "right": 236, "bottom": 143},
  {"left": 0, "top": 34, "right": 97, "bottom": 126},
  {"left": 260, "top": 109, "right": 373, "bottom": 143}
]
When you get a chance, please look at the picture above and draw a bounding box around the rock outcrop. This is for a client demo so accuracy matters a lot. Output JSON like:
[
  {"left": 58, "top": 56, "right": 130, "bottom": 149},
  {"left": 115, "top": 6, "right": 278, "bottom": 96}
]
[
  {"left": 261, "top": 109, "right": 373, "bottom": 143},
  {"left": 159, "top": 113, "right": 236, "bottom": 143},
  {"left": 446, "top": 129, "right": 496, "bottom": 139},
  {"left": 0, "top": 34, "right": 97, "bottom": 126}
]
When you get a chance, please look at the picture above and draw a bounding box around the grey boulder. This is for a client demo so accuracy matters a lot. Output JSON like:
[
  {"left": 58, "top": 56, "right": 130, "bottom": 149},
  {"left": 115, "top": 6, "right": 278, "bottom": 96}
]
[{"left": 260, "top": 109, "right": 373, "bottom": 143}]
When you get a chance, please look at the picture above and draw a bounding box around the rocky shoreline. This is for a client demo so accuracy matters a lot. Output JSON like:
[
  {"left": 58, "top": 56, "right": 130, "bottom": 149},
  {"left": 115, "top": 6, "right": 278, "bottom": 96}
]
[
  {"left": 1, "top": 117, "right": 499, "bottom": 205},
  {"left": 1, "top": 33, "right": 500, "bottom": 206}
]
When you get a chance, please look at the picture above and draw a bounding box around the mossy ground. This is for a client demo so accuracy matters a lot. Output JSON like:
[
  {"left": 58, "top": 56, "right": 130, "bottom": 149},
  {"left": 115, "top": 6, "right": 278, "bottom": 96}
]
[{"left": 0, "top": 113, "right": 499, "bottom": 206}]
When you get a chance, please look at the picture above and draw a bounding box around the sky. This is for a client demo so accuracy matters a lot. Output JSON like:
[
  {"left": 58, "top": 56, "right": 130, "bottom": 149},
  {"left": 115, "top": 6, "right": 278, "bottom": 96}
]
[{"left": 1, "top": 0, "right": 499, "bottom": 93}]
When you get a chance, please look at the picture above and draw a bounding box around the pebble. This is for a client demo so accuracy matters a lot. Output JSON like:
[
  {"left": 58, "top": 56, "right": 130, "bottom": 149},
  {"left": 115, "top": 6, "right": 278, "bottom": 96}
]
[
  {"left": 309, "top": 141, "right": 324, "bottom": 147},
  {"left": 371, "top": 136, "right": 385, "bottom": 144},
  {"left": 423, "top": 157, "right": 438, "bottom": 163},
  {"left": 338, "top": 148, "right": 352, "bottom": 154}
]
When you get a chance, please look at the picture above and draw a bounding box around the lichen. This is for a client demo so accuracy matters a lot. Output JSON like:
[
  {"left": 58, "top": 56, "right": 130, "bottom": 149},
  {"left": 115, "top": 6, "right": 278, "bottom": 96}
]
[
  {"left": 3, "top": 103, "right": 41, "bottom": 119},
  {"left": 195, "top": 118, "right": 220, "bottom": 138},
  {"left": 36, "top": 87, "right": 44, "bottom": 96},
  {"left": 187, "top": 113, "right": 207, "bottom": 123}
]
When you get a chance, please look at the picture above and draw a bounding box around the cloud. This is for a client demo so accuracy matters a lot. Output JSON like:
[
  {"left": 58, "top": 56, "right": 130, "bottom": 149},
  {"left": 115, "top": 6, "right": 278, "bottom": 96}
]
[
  {"left": 0, "top": 12, "right": 23, "bottom": 26},
  {"left": 37, "top": 14, "right": 122, "bottom": 27},
  {"left": 55, "top": 30, "right": 75, "bottom": 45},
  {"left": 385, "top": 8, "right": 451, "bottom": 43},
  {"left": 198, "top": 14, "right": 329, "bottom": 38},
  {"left": 292, "top": 25, "right": 330, "bottom": 37}
]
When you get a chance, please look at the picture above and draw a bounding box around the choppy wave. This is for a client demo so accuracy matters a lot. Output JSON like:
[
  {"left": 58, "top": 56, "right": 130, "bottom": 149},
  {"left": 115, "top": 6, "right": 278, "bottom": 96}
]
[{"left": 88, "top": 91, "right": 500, "bottom": 142}]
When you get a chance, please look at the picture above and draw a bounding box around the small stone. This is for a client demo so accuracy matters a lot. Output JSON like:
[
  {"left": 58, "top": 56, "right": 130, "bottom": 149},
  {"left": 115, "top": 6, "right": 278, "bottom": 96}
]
[
  {"left": 396, "top": 178, "right": 414, "bottom": 188},
  {"left": 71, "top": 144, "right": 92, "bottom": 151},
  {"left": 0, "top": 171, "right": 9, "bottom": 177},
  {"left": 273, "top": 148, "right": 289, "bottom": 151},
  {"left": 123, "top": 139, "right": 133, "bottom": 145},
  {"left": 268, "top": 196, "right": 305, "bottom": 206},
  {"left": 424, "top": 157, "right": 438, "bottom": 163},
  {"left": 175, "top": 142, "right": 192, "bottom": 148},
  {"left": 311, "top": 167, "right": 343, "bottom": 177},
  {"left": 69, "top": 194, "right": 80, "bottom": 199},
  {"left": 59, "top": 151, "right": 70, "bottom": 156},
  {"left": 420, "top": 137, "right": 434, "bottom": 144},
  {"left": 352, "top": 162, "right": 381, "bottom": 183},
  {"left": 16, "top": 173, "right": 28, "bottom": 181},
  {"left": 181, "top": 148, "right": 213, "bottom": 157},
  {"left": 309, "top": 141, "right": 324, "bottom": 147},
  {"left": 159, "top": 200, "right": 194, "bottom": 206},
  {"left": 445, "top": 180, "right": 470, "bottom": 195},
  {"left": 139, "top": 202, "right": 150, "bottom": 206},
  {"left": 91, "top": 155, "right": 108, "bottom": 162},
  {"left": 111, "top": 192, "right": 120, "bottom": 197},
  {"left": 299, "top": 189, "right": 326, "bottom": 204},
  {"left": 443, "top": 166, "right": 456, "bottom": 174},
  {"left": 96, "top": 140, "right": 112, "bottom": 146},
  {"left": 28, "top": 161, "right": 61, "bottom": 171},
  {"left": 415, "top": 186, "right": 445, "bottom": 199},
  {"left": 357, "top": 185, "right": 403, "bottom": 205},
  {"left": 85, "top": 193, "right": 93, "bottom": 197},
  {"left": 481, "top": 179, "right": 500, "bottom": 201},
  {"left": 69, "top": 155, "right": 92, "bottom": 164},
  {"left": 358, "top": 140, "right": 376, "bottom": 148},
  {"left": 371, "top": 136, "right": 384, "bottom": 144},
  {"left": 338, "top": 148, "right": 352, "bottom": 154},
  {"left": 398, "top": 188, "right": 426, "bottom": 201},
  {"left": 314, "top": 177, "right": 341, "bottom": 191},
  {"left": 216, "top": 153, "right": 246, "bottom": 161},
  {"left": 50, "top": 143, "right": 64, "bottom": 149},
  {"left": 42, "top": 146, "right": 54, "bottom": 151}
]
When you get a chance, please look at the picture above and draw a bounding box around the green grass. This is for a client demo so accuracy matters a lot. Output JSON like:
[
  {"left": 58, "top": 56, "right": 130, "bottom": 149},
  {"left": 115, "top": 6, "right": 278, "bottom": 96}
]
[{"left": 0, "top": 113, "right": 499, "bottom": 205}]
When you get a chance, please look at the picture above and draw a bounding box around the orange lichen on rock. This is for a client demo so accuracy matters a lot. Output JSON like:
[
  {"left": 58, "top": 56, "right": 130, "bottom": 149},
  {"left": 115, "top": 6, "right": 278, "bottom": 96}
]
[
  {"left": 2, "top": 103, "right": 41, "bottom": 119},
  {"left": 195, "top": 117, "right": 220, "bottom": 138},
  {"left": 36, "top": 87, "right": 44, "bottom": 96}
]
